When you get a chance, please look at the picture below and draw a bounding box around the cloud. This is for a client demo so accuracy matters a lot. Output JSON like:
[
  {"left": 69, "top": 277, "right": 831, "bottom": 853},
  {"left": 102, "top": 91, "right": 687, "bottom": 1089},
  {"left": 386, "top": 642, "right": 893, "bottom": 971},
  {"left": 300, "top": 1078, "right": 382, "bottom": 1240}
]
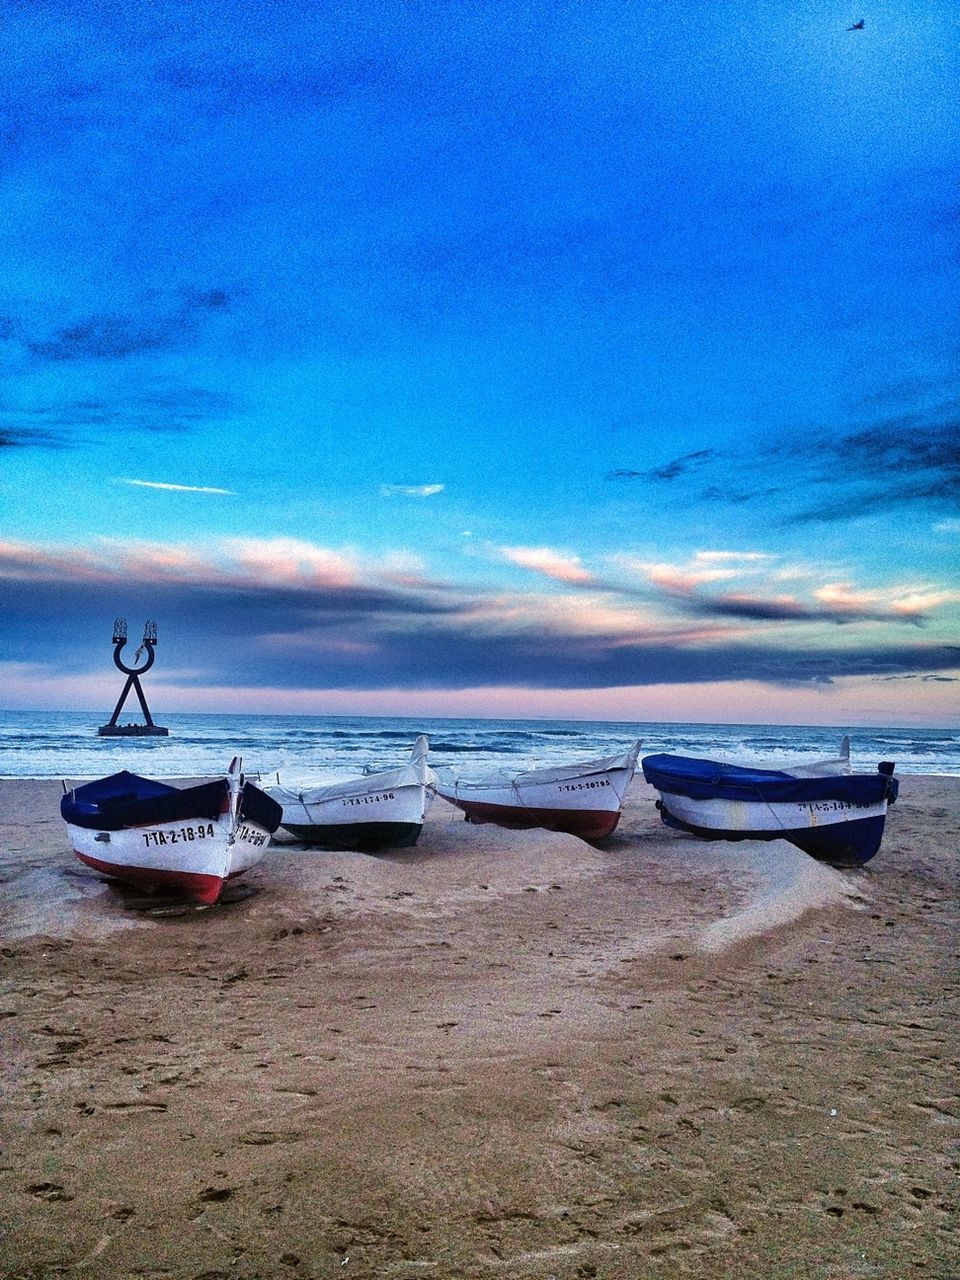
[
  {"left": 676, "top": 579, "right": 960, "bottom": 628},
  {"left": 852, "top": 374, "right": 959, "bottom": 411},
  {"left": 379, "top": 484, "right": 445, "bottom": 498},
  {"left": 2, "top": 535, "right": 958, "bottom": 696},
  {"left": 497, "top": 546, "right": 596, "bottom": 586},
  {"left": 119, "top": 479, "right": 235, "bottom": 495},
  {"left": 135, "top": 388, "right": 240, "bottom": 423},
  {"left": 617, "top": 550, "right": 774, "bottom": 594},
  {"left": 814, "top": 583, "right": 960, "bottom": 622},
  {"left": 606, "top": 404, "right": 960, "bottom": 524},
  {"left": 221, "top": 537, "right": 359, "bottom": 587},
  {"left": 787, "top": 412, "right": 960, "bottom": 522},
  {"left": 832, "top": 417, "right": 960, "bottom": 474},
  {"left": 0, "top": 425, "right": 66, "bottom": 449},
  {"left": 607, "top": 449, "right": 719, "bottom": 483},
  {"left": 691, "top": 550, "right": 774, "bottom": 564},
  {"left": 680, "top": 592, "right": 912, "bottom": 626},
  {"left": 25, "top": 290, "right": 235, "bottom": 364},
  {"left": 615, "top": 553, "right": 957, "bottom": 627},
  {"left": 0, "top": 386, "right": 243, "bottom": 456},
  {"left": 881, "top": 672, "right": 959, "bottom": 684},
  {"left": 28, "top": 314, "right": 178, "bottom": 362},
  {"left": 699, "top": 484, "right": 784, "bottom": 505}
]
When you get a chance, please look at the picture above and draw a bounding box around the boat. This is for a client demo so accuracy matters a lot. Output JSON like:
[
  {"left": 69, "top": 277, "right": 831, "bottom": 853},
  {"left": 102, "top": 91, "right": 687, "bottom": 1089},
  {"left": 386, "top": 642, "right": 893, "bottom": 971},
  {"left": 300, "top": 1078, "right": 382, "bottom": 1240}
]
[
  {"left": 61, "top": 759, "right": 282, "bottom": 904},
  {"left": 640, "top": 737, "right": 899, "bottom": 865},
  {"left": 266, "top": 735, "right": 438, "bottom": 850},
  {"left": 435, "top": 742, "right": 642, "bottom": 841}
]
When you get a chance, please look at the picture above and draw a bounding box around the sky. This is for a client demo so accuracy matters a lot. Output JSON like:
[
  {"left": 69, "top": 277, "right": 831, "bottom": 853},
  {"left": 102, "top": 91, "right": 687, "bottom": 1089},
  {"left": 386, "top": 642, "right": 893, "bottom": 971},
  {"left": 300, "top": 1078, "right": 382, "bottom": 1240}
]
[{"left": 1, "top": 0, "right": 958, "bottom": 726}]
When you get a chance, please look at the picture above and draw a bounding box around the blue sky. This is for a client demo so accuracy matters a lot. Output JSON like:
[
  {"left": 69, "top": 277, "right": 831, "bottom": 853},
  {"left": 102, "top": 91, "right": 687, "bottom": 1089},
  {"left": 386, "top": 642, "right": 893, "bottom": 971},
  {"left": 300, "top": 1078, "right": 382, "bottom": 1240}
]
[{"left": 1, "top": 0, "right": 958, "bottom": 725}]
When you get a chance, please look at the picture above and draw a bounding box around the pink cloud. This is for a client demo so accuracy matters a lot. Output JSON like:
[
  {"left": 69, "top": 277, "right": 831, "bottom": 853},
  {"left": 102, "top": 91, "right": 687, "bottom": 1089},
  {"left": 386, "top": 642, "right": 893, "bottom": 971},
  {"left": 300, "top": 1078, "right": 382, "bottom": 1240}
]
[
  {"left": 222, "top": 537, "right": 358, "bottom": 587},
  {"left": 629, "top": 561, "right": 740, "bottom": 592},
  {"left": 498, "top": 545, "right": 595, "bottom": 585},
  {"left": 815, "top": 581, "right": 959, "bottom": 621},
  {"left": 891, "top": 590, "right": 958, "bottom": 617},
  {"left": 0, "top": 539, "right": 107, "bottom": 581}
]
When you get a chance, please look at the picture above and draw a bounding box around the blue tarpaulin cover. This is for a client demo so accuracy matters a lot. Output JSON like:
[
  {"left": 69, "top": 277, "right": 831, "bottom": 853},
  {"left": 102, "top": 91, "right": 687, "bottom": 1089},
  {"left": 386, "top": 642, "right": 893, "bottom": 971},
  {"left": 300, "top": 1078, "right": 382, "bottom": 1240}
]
[
  {"left": 61, "top": 770, "right": 282, "bottom": 833},
  {"left": 641, "top": 753, "right": 898, "bottom": 806}
]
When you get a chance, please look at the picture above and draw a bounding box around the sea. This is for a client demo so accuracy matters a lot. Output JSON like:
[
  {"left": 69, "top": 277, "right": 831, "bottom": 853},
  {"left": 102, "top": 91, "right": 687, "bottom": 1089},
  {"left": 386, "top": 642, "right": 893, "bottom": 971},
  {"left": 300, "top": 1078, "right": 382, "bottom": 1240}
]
[{"left": 0, "top": 710, "right": 957, "bottom": 781}]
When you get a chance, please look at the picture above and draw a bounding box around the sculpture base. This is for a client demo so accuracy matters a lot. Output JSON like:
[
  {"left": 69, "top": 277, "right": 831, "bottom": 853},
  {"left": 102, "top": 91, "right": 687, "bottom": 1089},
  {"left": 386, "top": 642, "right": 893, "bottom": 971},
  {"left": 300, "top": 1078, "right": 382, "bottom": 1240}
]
[{"left": 97, "top": 724, "right": 170, "bottom": 737}]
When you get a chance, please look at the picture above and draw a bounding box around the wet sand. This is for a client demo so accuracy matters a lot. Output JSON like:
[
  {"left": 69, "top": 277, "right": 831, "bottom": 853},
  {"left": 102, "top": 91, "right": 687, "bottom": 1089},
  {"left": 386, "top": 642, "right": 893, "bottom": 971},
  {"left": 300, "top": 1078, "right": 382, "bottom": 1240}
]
[{"left": 1, "top": 775, "right": 957, "bottom": 1279}]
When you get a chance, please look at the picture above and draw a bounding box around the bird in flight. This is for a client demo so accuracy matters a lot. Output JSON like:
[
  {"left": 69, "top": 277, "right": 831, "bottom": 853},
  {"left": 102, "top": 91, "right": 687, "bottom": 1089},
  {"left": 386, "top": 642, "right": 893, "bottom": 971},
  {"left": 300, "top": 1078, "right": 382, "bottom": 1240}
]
[{"left": 847, "top": 19, "right": 865, "bottom": 30}]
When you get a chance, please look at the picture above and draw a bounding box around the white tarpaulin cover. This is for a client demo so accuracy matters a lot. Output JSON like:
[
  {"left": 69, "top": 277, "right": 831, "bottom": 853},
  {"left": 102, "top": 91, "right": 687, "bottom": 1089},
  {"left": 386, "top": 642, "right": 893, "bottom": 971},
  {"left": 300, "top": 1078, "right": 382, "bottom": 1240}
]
[
  {"left": 436, "top": 742, "right": 642, "bottom": 790},
  {"left": 268, "top": 736, "right": 437, "bottom": 806}
]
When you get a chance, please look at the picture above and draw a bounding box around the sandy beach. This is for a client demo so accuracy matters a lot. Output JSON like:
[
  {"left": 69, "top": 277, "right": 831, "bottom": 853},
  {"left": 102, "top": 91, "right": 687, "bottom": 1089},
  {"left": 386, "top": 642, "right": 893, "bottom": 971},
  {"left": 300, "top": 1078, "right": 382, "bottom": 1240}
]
[{"left": 1, "top": 774, "right": 957, "bottom": 1279}]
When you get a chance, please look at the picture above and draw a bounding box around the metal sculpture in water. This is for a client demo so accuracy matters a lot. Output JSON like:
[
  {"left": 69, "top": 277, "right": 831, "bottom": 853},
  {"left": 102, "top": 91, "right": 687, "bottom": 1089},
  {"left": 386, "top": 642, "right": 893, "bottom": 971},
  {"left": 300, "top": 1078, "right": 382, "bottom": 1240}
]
[{"left": 97, "top": 618, "right": 170, "bottom": 737}]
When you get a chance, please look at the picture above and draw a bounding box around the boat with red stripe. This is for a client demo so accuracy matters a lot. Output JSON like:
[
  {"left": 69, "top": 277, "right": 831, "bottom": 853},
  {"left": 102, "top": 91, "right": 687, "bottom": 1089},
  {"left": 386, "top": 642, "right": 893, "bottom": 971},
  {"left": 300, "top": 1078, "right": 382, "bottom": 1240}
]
[
  {"left": 435, "top": 742, "right": 641, "bottom": 841},
  {"left": 60, "top": 758, "right": 282, "bottom": 905}
]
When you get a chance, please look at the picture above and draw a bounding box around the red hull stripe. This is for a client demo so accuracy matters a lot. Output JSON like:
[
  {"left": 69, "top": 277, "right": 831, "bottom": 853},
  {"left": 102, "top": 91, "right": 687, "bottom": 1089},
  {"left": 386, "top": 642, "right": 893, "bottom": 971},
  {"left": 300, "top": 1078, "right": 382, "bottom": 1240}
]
[
  {"left": 452, "top": 799, "right": 621, "bottom": 840},
  {"left": 75, "top": 852, "right": 225, "bottom": 905}
]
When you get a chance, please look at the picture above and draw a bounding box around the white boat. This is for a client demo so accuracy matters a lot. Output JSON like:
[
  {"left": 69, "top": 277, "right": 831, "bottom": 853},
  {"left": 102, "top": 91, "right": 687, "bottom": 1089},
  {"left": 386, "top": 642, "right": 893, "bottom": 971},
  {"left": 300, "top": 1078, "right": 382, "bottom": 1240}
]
[
  {"left": 641, "top": 737, "right": 899, "bottom": 866},
  {"left": 435, "top": 742, "right": 642, "bottom": 841},
  {"left": 267, "top": 735, "right": 437, "bottom": 850},
  {"left": 60, "top": 759, "right": 282, "bottom": 905}
]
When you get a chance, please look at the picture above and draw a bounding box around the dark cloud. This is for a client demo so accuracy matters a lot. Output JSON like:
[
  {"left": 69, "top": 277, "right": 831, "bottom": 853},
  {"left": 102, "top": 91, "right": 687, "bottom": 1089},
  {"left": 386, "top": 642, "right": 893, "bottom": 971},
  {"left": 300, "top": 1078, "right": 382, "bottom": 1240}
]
[
  {"left": 833, "top": 415, "right": 960, "bottom": 470},
  {"left": 794, "top": 478, "right": 958, "bottom": 524},
  {"left": 26, "top": 289, "right": 235, "bottom": 364},
  {"left": 793, "top": 415, "right": 960, "bottom": 522},
  {"left": 2, "top": 569, "right": 957, "bottom": 694},
  {"left": 607, "top": 449, "right": 719, "bottom": 483},
  {"left": 851, "top": 374, "right": 959, "bottom": 411},
  {"left": 647, "top": 449, "right": 717, "bottom": 481},
  {"left": 677, "top": 593, "right": 926, "bottom": 627},
  {"left": 207, "top": 627, "right": 960, "bottom": 693},
  {"left": 700, "top": 484, "right": 783, "bottom": 505},
  {"left": 0, "top": 397, "right": 83, "bottom": 448},
  {"left": 134, "top": 388, "right": 241, "bottom": 426},
  {"left": 881, "top": 673, "right": 959, "bottom": 684},
  {"left": 0, "top": 426, "right": 66, "bottom": 449},
  {"left": 181, "top": 288, "right": 231, "bottom": 311},
  {"left": 608, "top": 405, "right": 960, "bottom": 524},
  {"left": 28, "top": 314, "right": 177, "bottom": 362},
  {"left": 0, "top": 386, "right": 243, "bottom": 452}
]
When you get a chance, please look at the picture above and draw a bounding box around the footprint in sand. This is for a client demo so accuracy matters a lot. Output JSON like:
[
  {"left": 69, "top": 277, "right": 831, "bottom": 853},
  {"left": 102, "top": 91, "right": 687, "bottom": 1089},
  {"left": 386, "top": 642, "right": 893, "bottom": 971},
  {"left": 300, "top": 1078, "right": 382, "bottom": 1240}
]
[
  {"left": 26, "top": 1182, "right": 73, "bottom": 1201},
  {"left": 198, "top": 1186, "right": 235, "bottom": 1203}
]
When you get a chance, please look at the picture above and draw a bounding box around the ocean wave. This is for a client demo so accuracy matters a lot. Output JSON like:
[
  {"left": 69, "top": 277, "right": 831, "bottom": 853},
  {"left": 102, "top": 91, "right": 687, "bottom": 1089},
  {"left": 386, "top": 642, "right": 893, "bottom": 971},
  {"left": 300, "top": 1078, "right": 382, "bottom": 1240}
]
[{"left": 1, "top": 712, "right": 957, "bottom": 779}]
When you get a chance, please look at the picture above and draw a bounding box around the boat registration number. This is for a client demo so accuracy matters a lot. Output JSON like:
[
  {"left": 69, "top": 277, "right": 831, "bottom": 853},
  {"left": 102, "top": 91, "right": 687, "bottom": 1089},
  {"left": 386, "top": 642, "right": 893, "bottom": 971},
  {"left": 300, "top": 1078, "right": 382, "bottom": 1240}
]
[
  {"left": 803, "top": 800, "right": 869, "bottom": 814},
  {"left": 143, "top": 824, "right": 216, "bottom": 847},
  {"left": 558, "top": 779, "right": 610, "bottom": 793},
  {"left": 236, "top": 824, "right": 268, "bottom": 847},
  {"left": 342, "top": 792, "right": 396, "bottom": 807}
]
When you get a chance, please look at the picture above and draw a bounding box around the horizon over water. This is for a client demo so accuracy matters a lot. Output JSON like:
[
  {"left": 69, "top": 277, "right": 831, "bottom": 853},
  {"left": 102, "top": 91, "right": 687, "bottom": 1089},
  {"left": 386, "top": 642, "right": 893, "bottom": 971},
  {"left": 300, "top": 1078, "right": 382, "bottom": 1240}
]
[{"left": 0, "top": 709, "right": 957, "bottom": 780}]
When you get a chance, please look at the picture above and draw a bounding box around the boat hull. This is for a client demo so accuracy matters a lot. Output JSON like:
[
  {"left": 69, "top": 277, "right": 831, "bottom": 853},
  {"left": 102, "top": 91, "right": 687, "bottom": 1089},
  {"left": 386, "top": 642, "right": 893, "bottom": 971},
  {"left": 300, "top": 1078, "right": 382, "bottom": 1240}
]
[
  {"left": 652, "top": 789, "right": 893, "bottom": 865},
  {"left": 280, "top": 819, "right": 423, "bottom": 850},
  {"left": 66, "top": 812, "right": 273, "bottom": 904},
  {"left": 437, "top": 762, "right": 637, "bottom": 841},
  {"left": 276, "top": 783, "right": 430, "bottom": 850},
  {"left": 448, "top": 797, "right": 623, "bottom": 840},
  {"left": 641, "top": 751, "right": 898, "bottom": 866}
]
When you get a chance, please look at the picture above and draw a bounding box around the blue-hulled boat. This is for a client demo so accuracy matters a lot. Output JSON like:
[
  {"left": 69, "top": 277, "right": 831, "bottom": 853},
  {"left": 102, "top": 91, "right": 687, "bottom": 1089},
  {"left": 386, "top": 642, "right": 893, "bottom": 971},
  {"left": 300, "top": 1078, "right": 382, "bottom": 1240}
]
[{"left": 641, "top": 738, "right": 898, "bottom": 866}]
